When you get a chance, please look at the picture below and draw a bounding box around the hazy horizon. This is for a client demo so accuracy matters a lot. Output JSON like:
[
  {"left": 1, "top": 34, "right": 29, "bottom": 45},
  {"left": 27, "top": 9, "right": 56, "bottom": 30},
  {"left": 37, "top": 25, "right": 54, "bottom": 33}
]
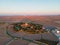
[{"left": 0, "top": 0, "right": 60, "bottom": 16}]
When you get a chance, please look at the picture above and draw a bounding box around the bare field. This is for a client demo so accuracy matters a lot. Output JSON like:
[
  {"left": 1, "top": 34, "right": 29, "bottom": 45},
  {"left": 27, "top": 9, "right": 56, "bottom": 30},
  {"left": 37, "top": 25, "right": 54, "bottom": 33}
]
[
  {"left": 0, "top": 15, "right": 60, "bottom": 45},
  {"left": 0, "top": 15, "right": 60, "bottom": 27}
]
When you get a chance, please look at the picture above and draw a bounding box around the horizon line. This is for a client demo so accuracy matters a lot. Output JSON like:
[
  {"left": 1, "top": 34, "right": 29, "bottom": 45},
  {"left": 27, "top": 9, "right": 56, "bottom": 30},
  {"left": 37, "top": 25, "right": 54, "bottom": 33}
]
[{"left": 0, "top": 14, "right": 60, "bottom": 16}]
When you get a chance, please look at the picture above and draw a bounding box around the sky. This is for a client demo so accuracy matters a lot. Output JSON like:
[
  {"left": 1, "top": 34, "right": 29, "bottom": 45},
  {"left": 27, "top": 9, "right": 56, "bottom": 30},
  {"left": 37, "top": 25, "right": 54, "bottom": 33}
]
[{"left": 0, "top": 0, "right": 60, "bottom": 16}]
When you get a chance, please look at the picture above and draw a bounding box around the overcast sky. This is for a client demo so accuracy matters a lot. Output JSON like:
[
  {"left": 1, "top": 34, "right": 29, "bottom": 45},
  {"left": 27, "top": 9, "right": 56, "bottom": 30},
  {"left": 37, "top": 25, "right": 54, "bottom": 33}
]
[{"left": 0, "top": 0, "right": 60, "bottom": 16}]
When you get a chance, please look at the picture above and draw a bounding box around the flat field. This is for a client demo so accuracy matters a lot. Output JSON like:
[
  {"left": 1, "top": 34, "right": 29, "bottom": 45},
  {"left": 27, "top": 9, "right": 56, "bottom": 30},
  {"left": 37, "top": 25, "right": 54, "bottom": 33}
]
[{"left": 0, "top": 15, "right": 60, "bottom": 45}]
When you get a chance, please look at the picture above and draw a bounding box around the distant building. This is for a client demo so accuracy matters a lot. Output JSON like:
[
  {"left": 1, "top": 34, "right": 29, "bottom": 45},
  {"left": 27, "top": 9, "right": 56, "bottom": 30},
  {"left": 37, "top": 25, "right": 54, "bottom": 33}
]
[{"left": 43, "top": 25, "right": 57, "bottom": 32}]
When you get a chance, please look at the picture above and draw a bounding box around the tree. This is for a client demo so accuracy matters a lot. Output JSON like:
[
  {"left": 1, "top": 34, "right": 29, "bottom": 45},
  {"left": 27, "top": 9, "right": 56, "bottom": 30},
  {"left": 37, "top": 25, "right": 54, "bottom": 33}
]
[{"left": 13, "top": 24, "right": 21, "bottom": 31}]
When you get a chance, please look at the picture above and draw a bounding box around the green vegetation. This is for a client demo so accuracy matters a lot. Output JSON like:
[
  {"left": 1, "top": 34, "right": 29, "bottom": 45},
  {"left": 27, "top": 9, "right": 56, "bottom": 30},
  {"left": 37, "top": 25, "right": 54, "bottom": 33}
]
[
  {"left": 13, "top": 24, "right": 21, "bottom": 31},
  {"left": 12, "top": 22, "right": 47, "bottom": 34}
]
